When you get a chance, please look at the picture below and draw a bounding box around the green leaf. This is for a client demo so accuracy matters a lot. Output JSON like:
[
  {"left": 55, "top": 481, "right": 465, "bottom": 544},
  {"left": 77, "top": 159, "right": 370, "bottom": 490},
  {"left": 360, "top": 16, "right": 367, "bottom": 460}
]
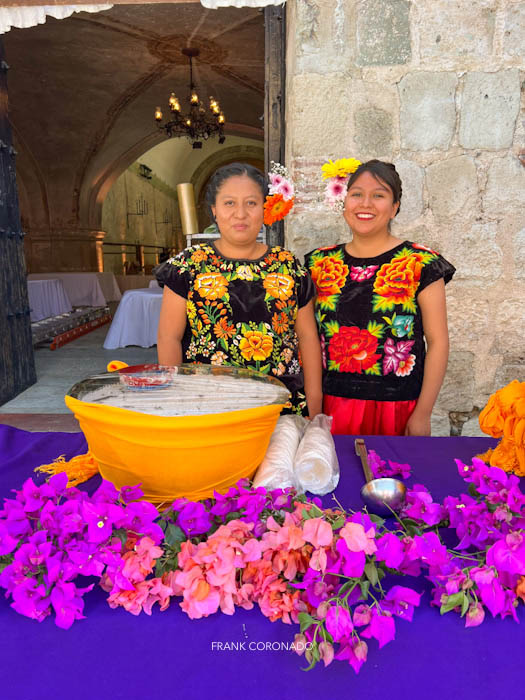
[
  {"left": 165, "top": 523, "right": 186, "bottom": 546},
  {"left": 112, "top": 528, "right": 128, "bottom": 545},
  {"left": 440, "top": 592, "right": 465, "bottom": 615},
  {"left": 298, "top": 612, "right": 317, "bottom": 634},
  {"left": 468, "top": 483, "right": 480, "bottom": 499},
  {"left": 461, "top": 594, "right": 470, "bottom": 618},
  {"left": 368, "top": 514, "right": 385, "bottom": 528},
  {"left": 330, "top": 516, "right": 346, "bottom": 530},
  {"left": 360, "top": 580, "right": 370, "bottom": 599},
  {"left": 324, "top": 319, "right": 340, "bottom": 338},
  {"left": 372, "top": 294, "right": 395, "bottom": 313},
  {"left": 364, "top": 562, "right": 379, "bottom": 586},
  {"left": 382, "top": 316, "right": 393, "bottom": 326},
  {"left": 225, "top": 510, "right": 242, "bottom": 523},
  {"left": 367, "top": 320, "right": 384, "bottom": 338},
  {"left": 365, "top": 362, "right": 381, "bottom": 376}
]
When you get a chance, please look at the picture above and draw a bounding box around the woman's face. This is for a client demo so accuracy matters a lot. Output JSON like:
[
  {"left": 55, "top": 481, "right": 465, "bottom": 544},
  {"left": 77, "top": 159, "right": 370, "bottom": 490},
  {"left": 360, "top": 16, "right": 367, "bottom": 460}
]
[
  {"left": 211, "top": 175, "right": 264, "bottom": 249},
  {"left": 343, "top": 171, "right": 399, "bottom": 237}
]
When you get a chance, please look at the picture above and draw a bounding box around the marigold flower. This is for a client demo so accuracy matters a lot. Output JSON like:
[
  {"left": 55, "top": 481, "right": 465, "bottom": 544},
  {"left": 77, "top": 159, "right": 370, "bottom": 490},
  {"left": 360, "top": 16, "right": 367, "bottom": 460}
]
[
  {"left": 239, "top": 330, "right": 273, "bottom": 361},
  {"left": 194, "top": 272, "right": 228, "bottom": 301},
  {"left": 213, "top": 317, "right": 235, "bottom": 339},
  {"left": 310, "top": 254, "right": 349, "bottom": 298},
  {"left": 373, "top": 254, "right": 422, "bottom": 306},
  {"left": 263, "top": 272, "right": 294, "bottom": 301}
]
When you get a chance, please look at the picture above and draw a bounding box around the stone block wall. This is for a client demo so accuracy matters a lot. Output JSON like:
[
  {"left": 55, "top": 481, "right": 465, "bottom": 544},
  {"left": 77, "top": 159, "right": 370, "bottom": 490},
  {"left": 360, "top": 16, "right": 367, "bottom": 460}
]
[{"left": 285, "top": 0, "right": 525, "bottom": 436}]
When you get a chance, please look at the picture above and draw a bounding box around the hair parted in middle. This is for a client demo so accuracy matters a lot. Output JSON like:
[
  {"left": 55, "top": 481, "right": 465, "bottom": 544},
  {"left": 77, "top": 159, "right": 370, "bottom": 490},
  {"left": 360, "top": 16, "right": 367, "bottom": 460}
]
[
  {"left": 205, "top": 162, "right": 267, "bottom": 220},
  {"left": 346, "top": 159, "right": 402, "bottom": 216}
]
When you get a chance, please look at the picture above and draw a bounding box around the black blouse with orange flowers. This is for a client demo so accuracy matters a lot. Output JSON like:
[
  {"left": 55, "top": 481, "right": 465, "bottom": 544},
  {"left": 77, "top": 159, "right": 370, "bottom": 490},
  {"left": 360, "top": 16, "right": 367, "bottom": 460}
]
[
  {"left": 305, "top": 241, "right": 455, "bottom": 402},
  {"left": 155, "top": 242, "right": 315, "bottom": 414}
]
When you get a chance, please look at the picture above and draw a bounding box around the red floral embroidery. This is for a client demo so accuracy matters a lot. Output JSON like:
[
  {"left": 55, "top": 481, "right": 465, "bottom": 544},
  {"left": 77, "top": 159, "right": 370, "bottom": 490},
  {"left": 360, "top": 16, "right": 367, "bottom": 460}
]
[{"left": 328, "top": 326, "right": 380, "bottom": 373}]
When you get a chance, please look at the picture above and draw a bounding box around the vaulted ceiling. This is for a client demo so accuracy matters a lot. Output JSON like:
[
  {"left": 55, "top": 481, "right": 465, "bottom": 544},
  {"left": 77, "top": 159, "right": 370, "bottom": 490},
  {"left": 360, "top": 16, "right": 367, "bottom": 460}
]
[{"left": 3, "top": 3, "right": 264, "bottom": 231}]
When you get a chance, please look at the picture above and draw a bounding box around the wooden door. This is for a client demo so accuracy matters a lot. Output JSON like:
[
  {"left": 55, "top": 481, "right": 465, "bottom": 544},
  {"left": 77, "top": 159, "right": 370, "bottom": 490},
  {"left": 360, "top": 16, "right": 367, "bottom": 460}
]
[
  {"left": 0, "top": 39, "right": 36, "bottom": 404},
  {"left": 264, "top": 5, "right": 286, "bottom": 248}
]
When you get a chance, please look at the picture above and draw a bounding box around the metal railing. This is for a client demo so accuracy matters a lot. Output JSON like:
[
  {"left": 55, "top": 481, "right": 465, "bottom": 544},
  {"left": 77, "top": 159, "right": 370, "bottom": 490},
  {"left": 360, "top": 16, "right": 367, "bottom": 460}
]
[{"left": 102, "top": 241, "right": 171, "bottom": 274}]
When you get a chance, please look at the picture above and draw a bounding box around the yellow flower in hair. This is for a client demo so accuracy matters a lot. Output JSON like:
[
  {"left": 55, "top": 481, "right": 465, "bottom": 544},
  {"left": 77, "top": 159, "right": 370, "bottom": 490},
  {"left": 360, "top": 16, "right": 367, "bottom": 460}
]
[{"left": 321, "top": 158, "right": 362, "bottom": 180}]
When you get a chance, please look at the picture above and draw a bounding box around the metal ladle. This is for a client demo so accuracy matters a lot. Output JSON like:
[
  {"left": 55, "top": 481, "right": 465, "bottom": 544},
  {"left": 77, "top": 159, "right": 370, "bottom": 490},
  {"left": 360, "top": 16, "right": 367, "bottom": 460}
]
[{"left": 355, "top": 438, "right": 407, "bottom": 515}]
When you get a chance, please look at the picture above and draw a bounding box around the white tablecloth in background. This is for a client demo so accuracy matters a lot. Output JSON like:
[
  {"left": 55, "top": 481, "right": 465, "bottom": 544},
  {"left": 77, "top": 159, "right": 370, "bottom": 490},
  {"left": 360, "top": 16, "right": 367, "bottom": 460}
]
[
  {"left": 148, "top": 280, "right": 160, "bottom": 288},
  {"left": 28, "top": 272, "right": 121, "bottom": 307},
  {"left": 96, "top": 272, "right": 122, "bottom": 302},
  {"left": 103, "top": 288, "right": 163, "bottom": 349},
  {"left": 27, "top": 279, "right": 73, "bottom": 322}
]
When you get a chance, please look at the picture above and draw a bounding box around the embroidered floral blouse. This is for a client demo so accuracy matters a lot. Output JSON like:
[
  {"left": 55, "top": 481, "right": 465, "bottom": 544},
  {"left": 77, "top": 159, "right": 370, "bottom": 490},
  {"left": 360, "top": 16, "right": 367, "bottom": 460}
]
[
  {"left": 155, "top": 242, "right": 315, "bottom": 413},
  {"left": 304, "top": 241, "right": 455, "bottom": 402}
]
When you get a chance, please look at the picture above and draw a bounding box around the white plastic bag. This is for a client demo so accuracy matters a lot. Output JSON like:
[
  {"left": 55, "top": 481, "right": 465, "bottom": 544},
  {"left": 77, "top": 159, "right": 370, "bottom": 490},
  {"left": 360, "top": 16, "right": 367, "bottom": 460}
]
[
  {"left": 252, "top": 414, "right": 307, "bottom": 490},
  {"left": 294, "top": 414, "right": 339, "bottom": 495}
]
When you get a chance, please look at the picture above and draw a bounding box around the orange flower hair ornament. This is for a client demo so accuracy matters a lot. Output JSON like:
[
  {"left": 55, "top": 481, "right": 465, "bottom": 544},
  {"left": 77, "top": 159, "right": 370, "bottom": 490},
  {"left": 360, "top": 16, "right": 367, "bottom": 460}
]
[
  {"left": 263, "top": 162, "right": 295, "bottom": 226},
  {"left": 477, "top": 379, "right": 525, "bottom": 476}
]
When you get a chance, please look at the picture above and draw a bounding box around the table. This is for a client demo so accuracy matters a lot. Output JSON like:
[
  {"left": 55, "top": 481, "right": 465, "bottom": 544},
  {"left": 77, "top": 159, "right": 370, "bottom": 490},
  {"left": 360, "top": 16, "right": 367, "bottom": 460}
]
[
  {"left": 1, "top": 425, "right": 522, "bottom": 700},
  {"left": 27, "top": 278, "right": 72, "bottom": 322},
  {"left": 28, "top": 272, "right": 121, "bottom": 307},
  {"left": 103, "top": 287, "right": 163, "bottom": 349}
]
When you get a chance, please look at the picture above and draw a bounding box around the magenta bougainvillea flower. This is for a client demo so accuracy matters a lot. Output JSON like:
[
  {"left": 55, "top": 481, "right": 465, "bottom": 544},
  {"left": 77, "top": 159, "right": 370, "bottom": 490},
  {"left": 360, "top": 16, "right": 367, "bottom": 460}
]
[{"left": 1, "top": 450, "right": 524, "bottom": 674}]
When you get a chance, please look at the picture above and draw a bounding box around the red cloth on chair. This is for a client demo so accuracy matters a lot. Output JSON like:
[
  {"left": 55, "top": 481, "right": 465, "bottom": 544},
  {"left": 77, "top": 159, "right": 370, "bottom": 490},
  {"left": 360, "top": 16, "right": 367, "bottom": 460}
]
[{"left": 324, "top": 394, "right": 417, "bottom": 436}]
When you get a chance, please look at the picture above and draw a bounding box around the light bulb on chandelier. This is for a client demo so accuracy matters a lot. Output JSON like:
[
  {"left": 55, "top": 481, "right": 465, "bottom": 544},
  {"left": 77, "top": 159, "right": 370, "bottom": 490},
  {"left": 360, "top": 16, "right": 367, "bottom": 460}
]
[{"left": 154, "top": 48, "right": 226, "bottom": 149}]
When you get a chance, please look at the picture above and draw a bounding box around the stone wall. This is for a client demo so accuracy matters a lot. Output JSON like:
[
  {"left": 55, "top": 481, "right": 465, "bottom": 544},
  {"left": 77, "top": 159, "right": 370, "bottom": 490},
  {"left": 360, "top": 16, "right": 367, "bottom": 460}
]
[{"left": 285, "top": 0, "right": 525, "bottom": 436}]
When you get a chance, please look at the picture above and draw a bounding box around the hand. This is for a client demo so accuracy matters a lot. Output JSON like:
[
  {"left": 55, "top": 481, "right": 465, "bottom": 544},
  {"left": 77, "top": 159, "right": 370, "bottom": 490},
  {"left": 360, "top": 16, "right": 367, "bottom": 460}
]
[{"left": 404, "top": 410, "right": 431, "bottom": 436}]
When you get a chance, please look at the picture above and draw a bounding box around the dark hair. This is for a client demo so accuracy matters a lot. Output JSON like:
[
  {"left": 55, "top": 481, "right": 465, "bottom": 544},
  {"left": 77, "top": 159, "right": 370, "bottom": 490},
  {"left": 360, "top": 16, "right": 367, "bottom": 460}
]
[
  {"left": 346, "top": 160, "right": 402, "bottom": 215},
  {"left": 205, "top": 162, "right": 266, "bottom": 219}
]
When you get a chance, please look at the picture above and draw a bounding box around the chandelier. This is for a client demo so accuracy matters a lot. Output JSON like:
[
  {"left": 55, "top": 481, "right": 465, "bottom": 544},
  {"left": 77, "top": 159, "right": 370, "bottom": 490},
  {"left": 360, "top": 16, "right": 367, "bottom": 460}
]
[{"left": 154, "top": 48, "right": 226, "bottom": 149}]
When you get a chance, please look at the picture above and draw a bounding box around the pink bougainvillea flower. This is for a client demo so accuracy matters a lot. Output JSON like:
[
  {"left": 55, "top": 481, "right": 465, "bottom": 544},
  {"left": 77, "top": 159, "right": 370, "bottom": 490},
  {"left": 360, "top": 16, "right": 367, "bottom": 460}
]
[
  {"left": 353, "top": 604, "right": 372, "bottom": 627},
  {"left": 465, "top": 602, "right": 485, "bottom": 628},
  {"left": 360, "top": 608, "right": 396, "bottom": 648},
  {"left": 318, "top": 641, "right": 335, "bottom": 667},
  {"left": 486, "top": 532, "right": 525, "bottom": 575},
  {"left": 339, "top": 521, "right": 377, "bottom": 555},
  {"left": 302, "top": 518, "right": 333, "bottom": 548},
  {"left": 382, "top": 586, "right": 422, "bottom": 622},
  {"left": 309, "top": 548, "right": 328, "bottom": 572},
  {"left": 335, "top": 638, "right": 368, "bottom": 674},
  {"left": 325, "top": 604, "right": 354, "bottom": 641}
]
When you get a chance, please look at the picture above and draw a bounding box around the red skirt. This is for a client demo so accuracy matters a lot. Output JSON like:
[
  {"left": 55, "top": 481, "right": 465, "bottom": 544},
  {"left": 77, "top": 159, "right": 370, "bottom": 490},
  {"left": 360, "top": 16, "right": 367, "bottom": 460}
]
[{"left": 324, "top": 394, "right": 417, "bottom": 436}]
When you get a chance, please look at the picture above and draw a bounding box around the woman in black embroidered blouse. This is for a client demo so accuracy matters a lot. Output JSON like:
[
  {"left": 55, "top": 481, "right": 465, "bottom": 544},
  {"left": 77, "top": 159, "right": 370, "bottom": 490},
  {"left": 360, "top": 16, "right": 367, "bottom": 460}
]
[
  {"left": 155, "top": 163, "right": 322, "bottom": 417},
  {"left": 305, "top": 160, "right": 455, "bottom": 436}
]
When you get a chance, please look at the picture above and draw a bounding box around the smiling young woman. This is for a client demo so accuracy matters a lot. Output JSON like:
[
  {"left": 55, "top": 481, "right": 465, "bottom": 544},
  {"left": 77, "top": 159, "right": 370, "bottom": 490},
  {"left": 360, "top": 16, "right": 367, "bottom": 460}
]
[
  {"left": 305, "top": 160, "right": 456, "bottom": 436},
  {"left": 155, "top": 162, "right": 322, "bottom": 418}
]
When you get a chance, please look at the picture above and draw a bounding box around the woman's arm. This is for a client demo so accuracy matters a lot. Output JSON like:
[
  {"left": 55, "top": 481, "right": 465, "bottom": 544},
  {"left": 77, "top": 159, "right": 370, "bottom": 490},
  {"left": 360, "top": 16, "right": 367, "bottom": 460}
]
[
  {"left": 157, "top": 287, "right": 188, "bottom": 365},
  {"left": 295, "top": 299, "right": 323, "bottom": 418},
  {"left": 405, "top": 278, "right": 449, "bottom": 436}
]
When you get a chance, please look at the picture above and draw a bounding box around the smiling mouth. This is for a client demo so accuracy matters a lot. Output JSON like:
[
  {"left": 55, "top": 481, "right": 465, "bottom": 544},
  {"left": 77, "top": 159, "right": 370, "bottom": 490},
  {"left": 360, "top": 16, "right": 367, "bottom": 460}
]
[{"left": 355, "top": 213, "right": 374, "bottom": 220}]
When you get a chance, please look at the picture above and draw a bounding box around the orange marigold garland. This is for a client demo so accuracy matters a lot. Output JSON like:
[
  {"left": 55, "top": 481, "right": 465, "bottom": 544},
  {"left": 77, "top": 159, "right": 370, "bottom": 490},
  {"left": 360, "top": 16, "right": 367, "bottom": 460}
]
[{"left": 476, "top": 379, "right": 525, "bottom": 476}]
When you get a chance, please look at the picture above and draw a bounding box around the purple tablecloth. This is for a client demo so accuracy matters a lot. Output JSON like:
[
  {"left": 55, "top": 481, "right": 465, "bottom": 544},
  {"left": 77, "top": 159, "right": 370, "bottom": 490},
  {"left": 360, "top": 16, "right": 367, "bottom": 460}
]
[{"left": 0, "top": 424, "right": 522, "bottom": 700}]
